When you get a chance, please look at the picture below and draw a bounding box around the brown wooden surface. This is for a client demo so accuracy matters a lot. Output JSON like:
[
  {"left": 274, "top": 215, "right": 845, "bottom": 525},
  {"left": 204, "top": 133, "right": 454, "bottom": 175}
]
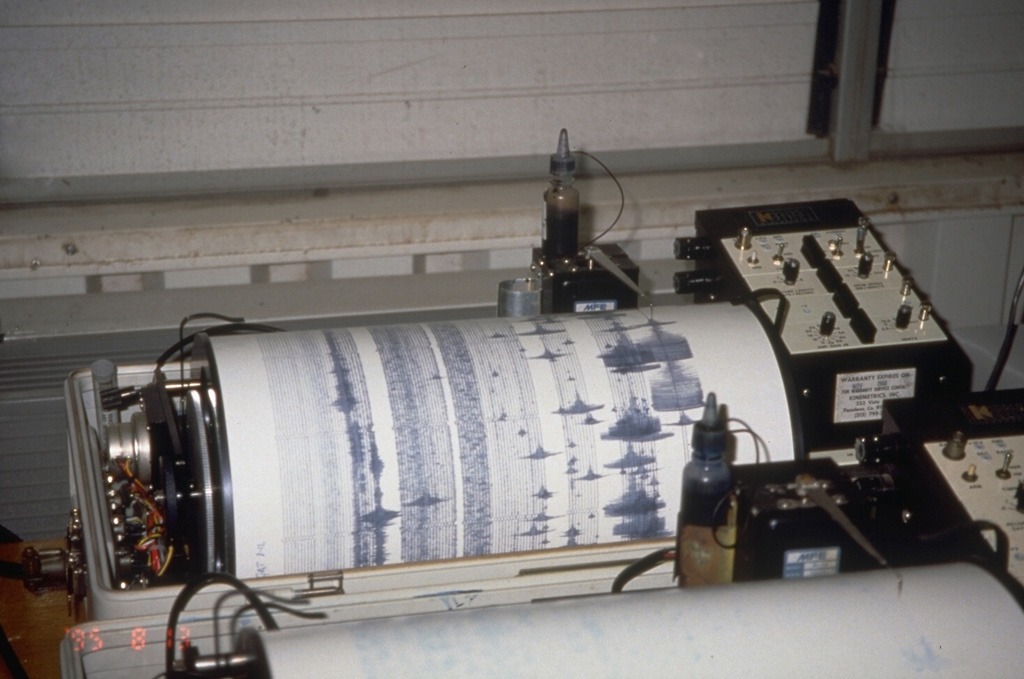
[{"left": 0, "top": 539, "right": 73, "bottom": 679}]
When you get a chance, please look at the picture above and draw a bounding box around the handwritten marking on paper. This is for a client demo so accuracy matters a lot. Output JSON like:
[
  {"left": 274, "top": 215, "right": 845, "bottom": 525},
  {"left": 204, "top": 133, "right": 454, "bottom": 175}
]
[{"left": 255, "top": 541, "right": 268, "bottom": 577}]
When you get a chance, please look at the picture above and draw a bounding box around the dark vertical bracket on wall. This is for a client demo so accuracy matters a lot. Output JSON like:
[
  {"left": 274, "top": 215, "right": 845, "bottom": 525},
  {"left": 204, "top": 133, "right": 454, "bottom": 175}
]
[
  {"left": 807, "top": 0, "right": 842, "bottom": 138},
  {"left": 807, "top": 0, "right": 897, "bottom": 159},
  {"left": 872, "top": 0, "right": 897, "bottom": 127}
]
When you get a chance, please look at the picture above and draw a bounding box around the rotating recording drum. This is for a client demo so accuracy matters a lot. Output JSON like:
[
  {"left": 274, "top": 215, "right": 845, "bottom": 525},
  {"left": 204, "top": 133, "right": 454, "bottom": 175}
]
[
  {"left": 237, "top": 564, "right": 1024, "bottom": 679},
  {"left": 177, "top": 305, "right": 797, "bottom": 579}
]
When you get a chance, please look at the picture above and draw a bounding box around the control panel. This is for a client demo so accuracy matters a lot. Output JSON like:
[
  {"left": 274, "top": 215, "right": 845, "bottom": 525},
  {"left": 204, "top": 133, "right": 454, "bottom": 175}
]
[
  {"left": 881, "top": 391, "right": 1024, "bottom": 587},
  {"left": 715, "top": 225, "right": 947, "bottom": 355},
  {"left": 923, "top": 435, "right": 1024, "bottom": 584},
  {"left": 673, "top": 199, "right": 971, "bottom": 454}
]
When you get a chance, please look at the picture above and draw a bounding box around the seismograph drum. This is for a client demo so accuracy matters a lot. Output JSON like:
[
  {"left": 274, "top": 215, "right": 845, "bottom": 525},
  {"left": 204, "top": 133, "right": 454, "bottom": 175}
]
[
  {"left": 194, "top": 305, "right": 795, "bottom": 578},
  {"left": 239, "top": 564, "right": 1024, "bottom": 679}
]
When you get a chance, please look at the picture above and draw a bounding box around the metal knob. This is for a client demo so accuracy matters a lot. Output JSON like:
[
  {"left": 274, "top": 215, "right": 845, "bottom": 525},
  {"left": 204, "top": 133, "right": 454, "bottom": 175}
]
[
  {"left": 884, "top": 251, "right": 897, "bottom": 272},
  {"left": 735, "top": 226, "right": 752, "bottom": 251},
  {"left": 942, "top": 431, "right": 966, "bottom": 460}
]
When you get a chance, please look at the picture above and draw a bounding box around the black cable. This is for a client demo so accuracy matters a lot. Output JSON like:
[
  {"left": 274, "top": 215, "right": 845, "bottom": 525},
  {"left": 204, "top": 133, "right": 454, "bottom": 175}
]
[
  {"left": 710, "top": 493, "right": 739, "bottom": 550},
  {"left": 915, "top": 519, "right": 1024, "bottom": 609},
  {"left": 0, "top": 617, "right": 29, "bottom": 679},
  {"left": 744, "top": 288, "right": 790, "bottom": 335},
  {"left": 611, "top": 547, "right": 674, "bottom": 593},
  {"left": 213, "top": 588, "right": 320, "bottom": 659},
  {"left": 728, "top": 418, "right": 769, "bottom": 463},
  {"left": 910, "top": 517, "right": 1024, "bottom": 609},
  {"left": 576, "top": 149, "right": 625, "bottom": 248},
  {"left": 212, "top": 589, "right": 240, "bottom": 661},
  {"left": 0, "top": 560, "right": 23, "bottom": 580},
  {"left": 974, "top": 520, "right": 1010, "bottom": 572},
  {"left": 155, "top": 322, "right": 284, "bottom": 369},
  {"left": 917, "top": 520, "right": 1010, "bottom": 574},
  {"left": 229, "top": 602, "right": 326, "bottom": 640},
  {"left": 179, "top": 313, "right": 244, "bottom": 350},
  {"left": 177, "top": 314, "right": 243, "bottom": 398},
  {"left": 165, "top": 572, "right": 278, "bottom": 678},
  {"left": 985, "top": 259, "right": 1024, "bottom": 391}
]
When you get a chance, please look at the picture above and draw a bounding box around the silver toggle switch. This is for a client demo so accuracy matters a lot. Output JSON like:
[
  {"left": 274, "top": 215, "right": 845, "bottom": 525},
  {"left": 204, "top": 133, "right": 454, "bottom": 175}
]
[
  {"left": 772, "top": 243, "right": 786, "bottom": 266},
  {"left": 829, "top": 236, "right": 844, "bottom": 259},
  {"left": 855, "top": 218, "right": 869, "bottom": 256},
  {"left": 997, "top": 451, "right": 1014, "bottom": 480}
]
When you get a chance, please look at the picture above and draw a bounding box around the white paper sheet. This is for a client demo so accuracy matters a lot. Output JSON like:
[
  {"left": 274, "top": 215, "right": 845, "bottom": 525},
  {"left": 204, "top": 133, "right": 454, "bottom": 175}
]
[{"left": 211, "top": 305, "right": 794, "bottom": 578}]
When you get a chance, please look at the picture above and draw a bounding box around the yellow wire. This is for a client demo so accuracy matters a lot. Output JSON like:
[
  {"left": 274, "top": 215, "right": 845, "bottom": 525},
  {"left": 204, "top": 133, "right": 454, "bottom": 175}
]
[
  {"left": 157, "top": 545, "right": 174, "bottom": 577},
  {"left": 135, "top": 530, "right": 163, "bottom": 550}
]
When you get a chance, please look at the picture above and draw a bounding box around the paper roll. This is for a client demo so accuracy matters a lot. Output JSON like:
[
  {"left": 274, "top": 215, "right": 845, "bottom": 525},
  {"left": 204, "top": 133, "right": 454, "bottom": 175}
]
[
  {"left": 209, "top": 305, "right": 794, "bottom": 578},
  {"left": 239, "top": 564, "right": 1024, "bottom": 679}
]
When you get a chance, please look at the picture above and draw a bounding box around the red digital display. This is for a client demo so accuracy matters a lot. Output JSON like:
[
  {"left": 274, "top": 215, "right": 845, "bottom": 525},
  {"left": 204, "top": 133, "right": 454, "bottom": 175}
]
[
  {"left": 67, "top": 624, "right": 191, "bottom": 654},
  {"left": 66, "top": 627, "right": 104, "bottom": 653},
  {"left": 131, "top": 627, "right": 147, "bottom": 651}
]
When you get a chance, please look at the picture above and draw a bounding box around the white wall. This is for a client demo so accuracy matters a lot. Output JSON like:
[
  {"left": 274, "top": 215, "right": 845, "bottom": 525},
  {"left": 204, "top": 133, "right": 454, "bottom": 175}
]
[
  {"left": 1, "top": 0, "right": 822, "bottom": 202},
  {"left": 877, "top": 0, "right": 1024, "bottom": 135}
]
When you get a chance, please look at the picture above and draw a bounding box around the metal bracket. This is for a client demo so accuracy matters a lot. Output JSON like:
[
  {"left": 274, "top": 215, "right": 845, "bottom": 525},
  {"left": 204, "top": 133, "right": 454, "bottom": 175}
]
[
  {"left": 793, "top": 473, "right": 887, "bottom": 567},
  {"left": 581, "top": 246, "right": 654, "bottom": 317},
  {"left": 21, "top": 508, "right": 87, "bottom": 617},
  {"left": 295, "top": 569, "right": 345, "bottom": 597}
]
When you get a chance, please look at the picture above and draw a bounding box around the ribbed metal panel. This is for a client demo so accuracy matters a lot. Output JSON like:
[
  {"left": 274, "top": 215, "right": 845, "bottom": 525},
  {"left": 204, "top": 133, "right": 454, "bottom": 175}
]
[
  {"left": 0, "top": 395, "right": 71, "bottom": 540},
  {"left": 0, "top": 332, "right": 174, "bottom": 540}
]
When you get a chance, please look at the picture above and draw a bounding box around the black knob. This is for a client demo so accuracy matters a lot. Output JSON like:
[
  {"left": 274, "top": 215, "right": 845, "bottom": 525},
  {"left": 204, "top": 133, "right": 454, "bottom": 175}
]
[
  {"left": 782, "top": 257, "right": 800, "bottom": 285},
  {"left": 674, "top": 237, "right": 715, "bottom": 261},
  {"left": 857, "top": 252, "right": 873, "bottom": 278},
  {"left": 895, "top": 303, "right": 912, "bottom": 329},
  {"left": 819, "top": 311, "right": 836, "bottom": 336},
  {"left": 673, "top": 268, "right": 720, "bottom": 295},
  {"left": 855, "top": 434, "right": 905, "bottom": 465}
]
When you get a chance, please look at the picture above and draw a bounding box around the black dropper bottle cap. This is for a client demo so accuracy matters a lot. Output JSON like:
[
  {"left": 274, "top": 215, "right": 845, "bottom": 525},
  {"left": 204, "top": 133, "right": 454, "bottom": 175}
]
[
  {"left": 691, "top": 393, "right": 726, "bottom": 461},
  {"left": 549, "top": 128, "right": 576, "bottom": 177}
]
